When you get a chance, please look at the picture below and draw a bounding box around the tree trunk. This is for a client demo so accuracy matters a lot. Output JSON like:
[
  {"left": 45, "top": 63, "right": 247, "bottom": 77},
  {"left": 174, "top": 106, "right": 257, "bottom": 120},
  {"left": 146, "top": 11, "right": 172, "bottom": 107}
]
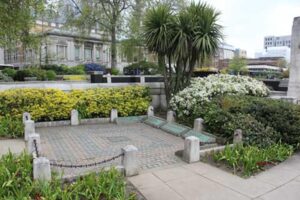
[
  {"left": 158, "top": 54, "right": 170, "bottom": 107},
  {"left": 111, "top": 25, "right": 117, "bottom": 70}
]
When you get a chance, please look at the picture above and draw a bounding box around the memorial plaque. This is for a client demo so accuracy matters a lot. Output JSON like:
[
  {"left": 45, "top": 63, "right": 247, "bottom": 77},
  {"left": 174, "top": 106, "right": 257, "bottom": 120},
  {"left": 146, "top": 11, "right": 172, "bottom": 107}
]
[
  {"left": 160, "top": 122, "right": 190, "bottom": 136},
  {"left": 184, "top": 130, "right": 216, "bottom": 144},
  {"left": 143, "top": 116, "right": 167, "bottom": 128},
  {"left": 116, "top": 116, "right": 146, "bottom": 124}
]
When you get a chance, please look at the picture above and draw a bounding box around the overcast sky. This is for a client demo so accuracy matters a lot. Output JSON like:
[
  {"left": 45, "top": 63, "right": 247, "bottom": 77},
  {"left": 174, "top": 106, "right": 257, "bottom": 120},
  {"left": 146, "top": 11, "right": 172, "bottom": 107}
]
[{"left": 201, "top": 0, "right": 300, "bottom": 57}]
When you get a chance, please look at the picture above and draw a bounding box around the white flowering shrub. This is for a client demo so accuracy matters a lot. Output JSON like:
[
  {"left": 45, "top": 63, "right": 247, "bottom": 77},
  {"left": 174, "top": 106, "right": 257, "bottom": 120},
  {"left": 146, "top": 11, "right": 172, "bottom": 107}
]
[{"left": 170, "top": 74, "right": 269, "bottom": 117}]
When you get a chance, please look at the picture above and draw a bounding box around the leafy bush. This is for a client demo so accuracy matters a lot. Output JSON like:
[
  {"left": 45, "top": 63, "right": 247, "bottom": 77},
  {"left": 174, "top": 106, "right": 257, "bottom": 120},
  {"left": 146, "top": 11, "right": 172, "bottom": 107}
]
[
  {"left": 41, "top": 64, "right": 86, "bottom": 75},
  {"left": 0, "top": 71, "right": 13, "bottom": 82},
  {"left": 213, "top": 144, "right": 293, "bottom": 176},
  {"left": 170, "top": 75, "right": 270, "bottom": 118},
  {"left": 0, "top": 86, "right": 150, "bottom": 122},
  {"left": 220, "top": 95, "right": 300, "bottom": 148},
  {"left": 46, "top": 70, "right": 56, "bottom": 80},
  {"left": 15, "top": 68, "right": 47, "bottom": 81},
  {"left": 0, "top": 152, "right": 135, "bottom": 199},
  {"left": 2, "top": 68, "right": 17, "bottom": 79},
  {"left": 0, "top": 116, "right": 23, "bottom": 138},
  {"left": 123, "top": 61, "right": 159, "bottom": 75},
  {"left": 111, "top": 68, "right": 120, "bottom": 75},
  {"left": 71, "top": 86, "right": 151, "bottom": 118}
]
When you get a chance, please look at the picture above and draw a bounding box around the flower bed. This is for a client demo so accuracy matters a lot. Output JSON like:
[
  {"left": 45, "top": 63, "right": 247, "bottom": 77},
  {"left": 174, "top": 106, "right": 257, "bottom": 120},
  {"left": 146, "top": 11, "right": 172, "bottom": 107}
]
[
  {"left": 205, "top": 144, "right": 293, "bottom": 177},
  {"left": 0, "top": 152, "right": 136, "bottom": 199}
]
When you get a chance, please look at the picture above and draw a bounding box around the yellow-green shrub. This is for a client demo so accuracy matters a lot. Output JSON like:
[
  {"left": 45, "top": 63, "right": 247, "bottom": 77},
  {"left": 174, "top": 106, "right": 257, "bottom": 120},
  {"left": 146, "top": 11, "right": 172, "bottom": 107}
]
[
  {"left": 70, "top": 86, "right": 151, "bottom": 118},
  {"left": 0, "top": 86, "right": 151, "bottom": 122}
]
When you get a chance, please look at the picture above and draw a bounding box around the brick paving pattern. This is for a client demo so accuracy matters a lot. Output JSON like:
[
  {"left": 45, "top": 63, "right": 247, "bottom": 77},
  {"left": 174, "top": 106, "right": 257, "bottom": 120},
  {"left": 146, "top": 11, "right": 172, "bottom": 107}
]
[{"left": 37, "top": 123, "right": 184, "bottom": 178}]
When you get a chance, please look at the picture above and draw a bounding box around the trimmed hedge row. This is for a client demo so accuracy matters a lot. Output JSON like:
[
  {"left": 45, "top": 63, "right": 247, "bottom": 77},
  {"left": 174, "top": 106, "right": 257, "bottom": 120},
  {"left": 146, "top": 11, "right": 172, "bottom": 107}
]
[{"left": 0, "top": 86, "right": 151, "bottom": 122}]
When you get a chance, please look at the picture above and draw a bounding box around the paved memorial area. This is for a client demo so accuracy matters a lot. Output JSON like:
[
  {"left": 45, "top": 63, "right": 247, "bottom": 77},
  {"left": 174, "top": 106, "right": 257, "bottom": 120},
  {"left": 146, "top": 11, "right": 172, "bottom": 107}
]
[{"left": 37, "top": 123, "right": 184, "bottom": 177}]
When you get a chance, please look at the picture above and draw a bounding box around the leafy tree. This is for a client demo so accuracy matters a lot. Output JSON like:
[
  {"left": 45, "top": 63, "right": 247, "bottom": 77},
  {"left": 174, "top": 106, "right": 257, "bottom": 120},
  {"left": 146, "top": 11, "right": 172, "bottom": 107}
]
[
  {"left": 68, "top": 0, "right": 131, "bottom": 69},
  {"left": 143, "top": 2, "right": 223, "bottom": 104},
  {"left": 0, "top": 0, "right": 44, "bottom": 49},
  {"left": 228, "top": 56, "right": 248, "bottom": 75}
]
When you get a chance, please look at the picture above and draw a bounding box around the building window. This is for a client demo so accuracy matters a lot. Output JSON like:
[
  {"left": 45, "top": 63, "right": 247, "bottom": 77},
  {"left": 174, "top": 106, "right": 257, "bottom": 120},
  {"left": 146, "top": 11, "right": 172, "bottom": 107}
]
[
  {"left": 84, "top": 43, "right": 93, "bottom": 61},
  {"left": 96, "top": 47, "right": 101, "bottom": 60},
  {"left": 56, "top": 45, "right": 67, "bottom": 60},
  {"left": 75, "top": 46, "right": 80, "bottom": 60}
]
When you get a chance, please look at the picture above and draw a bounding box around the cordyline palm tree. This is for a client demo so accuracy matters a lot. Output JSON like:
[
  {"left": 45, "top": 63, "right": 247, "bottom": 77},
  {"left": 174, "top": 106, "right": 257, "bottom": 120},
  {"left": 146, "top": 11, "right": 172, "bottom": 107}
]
[{"left": 143, "top": 2, "right": 223, "bottom": 105}]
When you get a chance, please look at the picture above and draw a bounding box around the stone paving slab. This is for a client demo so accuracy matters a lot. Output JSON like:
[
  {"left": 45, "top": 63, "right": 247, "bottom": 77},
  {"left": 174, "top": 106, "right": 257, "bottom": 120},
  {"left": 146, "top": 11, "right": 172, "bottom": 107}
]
[
  {"left": 0, "top": 139, "right": 25, "bottom": 157},
  {"left": 37, "top": 123, "right": 184, "bottom": 177},
  {"left": 130, "top": 153, "right": 300, "bottom": 200}
]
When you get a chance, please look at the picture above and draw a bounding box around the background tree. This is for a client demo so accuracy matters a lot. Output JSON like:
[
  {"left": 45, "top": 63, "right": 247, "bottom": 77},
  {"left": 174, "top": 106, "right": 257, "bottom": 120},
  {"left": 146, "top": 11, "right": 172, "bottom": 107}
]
[
  {"left": 68, "top": 0, "right": 131, "bottom": 69},
  {"left": 228, "top": 56, "right": 248, "bottom": 75},
  {"left": 0, "top": 0, "right": 44, "bottom": 52},
  {"left": 143, "top": 2, "right": 223, "bottom": 104}
]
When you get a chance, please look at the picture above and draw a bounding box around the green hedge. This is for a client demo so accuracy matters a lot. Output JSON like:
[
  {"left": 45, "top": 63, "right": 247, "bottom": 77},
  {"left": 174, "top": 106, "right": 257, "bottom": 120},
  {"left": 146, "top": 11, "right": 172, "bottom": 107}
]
[{"left": 177, "top": 95, "right": 300, "bottom": 148}]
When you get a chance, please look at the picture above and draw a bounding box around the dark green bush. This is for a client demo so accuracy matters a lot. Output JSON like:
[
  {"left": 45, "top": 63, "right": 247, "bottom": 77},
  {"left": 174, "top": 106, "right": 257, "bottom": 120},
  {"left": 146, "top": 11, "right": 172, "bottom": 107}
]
[
  {"left": 41, "top": 64, "right": 86, "bottom": 75},
  {"left": 0, "top": 72, "right": 13, "bottom": 82},
  {"left": 46, "top": 70, "right": 56, "bottom": 80},
  {"left": 2, "top": 68, "right": 17, "bottom": 79},
  {"left": 219, "top": 95, "right": 300, "bottom": 148},
  {"left": 15, "top": 68, "right": 47, "bottom": 81},
  {"left": 0, "top": 116, "right": 24, "bottom": 138},
  {"left": 123, "top": 61, "right": 159, "bottom": 75}
]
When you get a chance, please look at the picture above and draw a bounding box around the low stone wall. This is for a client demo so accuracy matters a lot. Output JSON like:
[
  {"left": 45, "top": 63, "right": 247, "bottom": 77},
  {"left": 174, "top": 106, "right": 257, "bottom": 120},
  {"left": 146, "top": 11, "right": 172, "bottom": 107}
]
[{"left": 0, "top": 81, "right": 167, "bottom": 110}]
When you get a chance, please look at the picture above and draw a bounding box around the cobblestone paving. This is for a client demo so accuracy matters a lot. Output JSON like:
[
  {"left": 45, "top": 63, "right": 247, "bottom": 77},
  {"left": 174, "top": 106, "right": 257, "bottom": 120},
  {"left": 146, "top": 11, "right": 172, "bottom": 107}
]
[{"left": 37, "top": 123, "right": 184, "bottom": 178}]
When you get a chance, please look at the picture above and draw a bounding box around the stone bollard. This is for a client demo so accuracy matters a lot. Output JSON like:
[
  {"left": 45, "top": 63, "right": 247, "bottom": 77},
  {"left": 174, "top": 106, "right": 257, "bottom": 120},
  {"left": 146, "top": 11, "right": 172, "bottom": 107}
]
[
  {"left": 140, "top": 76, "right": 145, "bottom": 84},
  {"left": 183, "top": 136, "right": 200, "bottom": 163},
  {"left": 27, "top": 133, "right": 41, "bottom": 156},
  {"left": 233, "top": 129, "right": 243, "bottom": 145},
  {"left": 167, "top": 110, "right": 175, "bottom": 123},
  {"left": 71, "top": 109, "right": 79, "bottom": 126},
  {"left": 193, "top": 118, "right": 204, "bottom": 132},
  {"left": 147, "top": 106, "right": 154, "bottom": 117},
  {"left": 107, "top": 74, "right": 112, "bottom": 83},
  {"left": 23, "top": 112, "right": 31, "bottom": 124},
  {"left": 33, "top": 157, "right": 51, "bottom": 182},
  {"left": 24, "top": 120, "right": 35, "bottom": 141},
  {"left": 122, "top": 145, "right": 139, "bottom": 177},
  {"left": 110, "top": 109, "right": 118, "bottom": 123}
]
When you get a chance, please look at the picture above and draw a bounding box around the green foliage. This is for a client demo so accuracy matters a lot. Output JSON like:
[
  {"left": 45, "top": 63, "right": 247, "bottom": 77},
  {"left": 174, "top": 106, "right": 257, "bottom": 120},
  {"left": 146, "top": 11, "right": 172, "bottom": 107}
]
[
  {"left": 0, "top": 116, "right": 23, "bottom": 138},
  {"left": 221, "top": 95, "right": 300, "bottom": 148},
  {"left": 46, "top": 70, "right": 56, "bottom": 80},
  {"left": 15, "top": 68, "right": 47, "bottom": 81},
  {"left": 0, "top": 0, "right": 44, "bottom": 48},
  {"left": 228, "top": 56, "right": 248, "bottom": 75},
  {"left": 0, "top": 152, "right": 136, "bottom": 199},
  {"left": 2, "top": 68, "right": 17, "bottom": 79},
  {"left": 124, "top": 61, "right": 159, "bottom": 75},
  {"left": 0, "top": 71, "right": 13, "bottom": 82},
  {"left": 41, "top": 64, "right": 86, "bottom": 75},
  {"left": 213, "top": 144, "right": 293, "bottom": 176},
  {"left": 111, "top": 68, "right": 120, "bottom": 75}
]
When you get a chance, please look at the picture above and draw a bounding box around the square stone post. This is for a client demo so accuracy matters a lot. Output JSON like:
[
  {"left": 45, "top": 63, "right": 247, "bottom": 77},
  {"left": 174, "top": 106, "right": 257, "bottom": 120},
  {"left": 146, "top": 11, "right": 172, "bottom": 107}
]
[
  {"left": 193, "top": 118, "right": 204, "bottom": 132},
  {"left": 27, "top": 133, "right": 41, "bottom": 156},
  {"left": 24, "top": 120, "right": 35, "bottom": 141},
  {"left": 183, "top": 136, "right": 200, "bottom": 163},
  {"left": 140, "top": 76, "right": 145, "bottom": 84},
  {"left": 22, "top": 112, "right": 31, "bottom": 124},
  {"left": 122, "top": 145, "right": 139, "bottom": 176},
  {"left": 233, "top": 129, "right": 243, "bottom": 145},
  {"left": 33, "top": 157, "right": 51, "bottom": 182},
  {"left": 167, "top": 110, "right": 175, "bottom": 123},
  {"left": 110, "top": 109, "right": 118, "bottom": 123},
  {"left": 71, "top": 109, "right": 79, "bottom": 126},
  {"left": 147, "top": 106, "right": 154, "bottom": 117},
  {"left": 107, "top": 74, "right": 112, "bottom": 83}
]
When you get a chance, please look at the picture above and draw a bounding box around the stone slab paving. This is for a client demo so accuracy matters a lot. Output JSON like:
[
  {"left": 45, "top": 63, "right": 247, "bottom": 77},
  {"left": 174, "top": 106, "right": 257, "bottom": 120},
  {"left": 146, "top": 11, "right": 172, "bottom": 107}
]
[
  {"left": 37, "top": 123, "right": 184, "bottom": 177},
  {"left": 0, "top": 139, "right": 25, "bottom": 157},
  {"left": 130, "top": 153, "right": 300, "bottom": 200}
]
